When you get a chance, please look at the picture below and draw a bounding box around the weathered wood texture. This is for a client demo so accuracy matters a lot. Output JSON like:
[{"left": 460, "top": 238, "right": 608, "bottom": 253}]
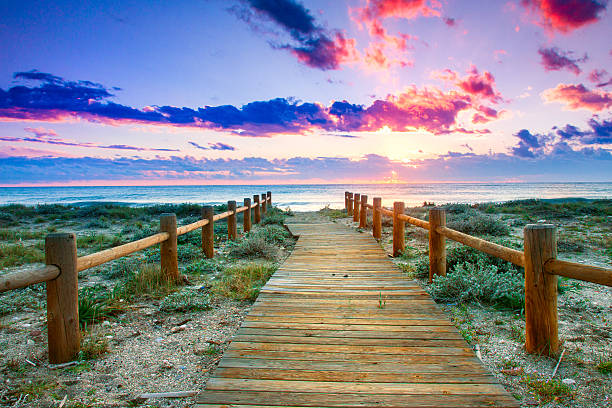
[
  {"left": 244, "top": 198, "right": 252, "bottom": 233},
  {"left": 392, "top": 202, "right": 405, "bottom": 257},
  {"left": 45, "top": 233, "right": 81, "bottom": 363},
  {"left": 524, "top": 224, "right": 558, "bottom": 355},
  {"left": 228, "top": 201, "right": 237, "bottom": 240},
  {"left": 160, "top": 213, "right": 179, "bottom": 282},
  {"left": 372, "top": 197, "right": 382, "bottom": 239},
  {"left": 359, "top": 195, "right": 368, "bottom": 228},
  {"left": 428, "top": 208, "right": 446, "bottom": 282},
  {"left": 197, "top": 221, "right": 518, "bottom": 407},
  {"left": 202, "top": 206, "right": 214, "bottom": 258},
  {"left": 254, "top": 195, "right": 261, "bottom": 224},
  {"left": 353, "top": 193, "right": 360, "bottom": 222}
]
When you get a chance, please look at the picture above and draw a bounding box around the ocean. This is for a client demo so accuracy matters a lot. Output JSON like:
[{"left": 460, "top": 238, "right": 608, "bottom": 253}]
[{"left": 0, "top": 183, "right": 610, "bottom": 211}]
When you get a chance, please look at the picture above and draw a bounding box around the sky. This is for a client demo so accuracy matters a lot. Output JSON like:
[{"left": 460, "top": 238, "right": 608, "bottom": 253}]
[{"left": 0, "top": 0, "right": 611, "bottom": 186}]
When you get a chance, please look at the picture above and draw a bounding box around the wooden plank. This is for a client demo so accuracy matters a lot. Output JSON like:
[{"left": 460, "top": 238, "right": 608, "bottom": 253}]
[
  {"left": 197, "top": 392, "right": 520, "bottom": 407},
  {"left": 197, "top": 218, "right": 518, "bottom": 407}
]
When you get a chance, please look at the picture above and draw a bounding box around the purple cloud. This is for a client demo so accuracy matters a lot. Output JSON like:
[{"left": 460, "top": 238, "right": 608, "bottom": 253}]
[
  {"left": 0, "top": 126, "right": 178, "bottom": 152},
  {"left": 538, "top": 47, "right": 587, "bottom": 75},
  {"left": 232, "top": 0, "right": 357, "bottom": 70},
  {"left": 189, "top": 141, "right": 236, "bottom": 151},
  {"left": 0, "top": 71, "right": 501, "bottom": 136},
  {"left": 512, "top": 115, "right": 611, "bottom": 158}
]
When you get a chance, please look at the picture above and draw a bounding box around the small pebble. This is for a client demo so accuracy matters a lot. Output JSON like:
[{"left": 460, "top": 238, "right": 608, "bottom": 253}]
[{"left": 562, "top": 378, "right": 576, "bottom": 385}]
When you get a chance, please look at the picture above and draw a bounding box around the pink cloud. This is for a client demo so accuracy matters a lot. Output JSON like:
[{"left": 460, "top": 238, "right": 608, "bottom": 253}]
[
  {"left": 521, "top": 0, "right": 607, "bottom": 33},
  {"left": 542, "top": 83, "right": 612, "bottom": 111},
  {"left": 433, "top": 66, "right": 503, "bottom": 103}
]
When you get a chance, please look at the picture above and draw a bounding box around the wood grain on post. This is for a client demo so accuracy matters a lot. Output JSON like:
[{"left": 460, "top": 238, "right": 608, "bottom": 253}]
[
  {"left": 347, "top": 193, "right": 353, "bottom": 216},
  {"left": 45, "top": 233, "right": 80, "bottom": 363},
  {"left": 392, "top": 202, "right": 405, "bottom": 257},
  {"left": 253, "top": 195, "right": 261, "bottom": 224},
  {"left": 428, "top": 208, "right": 447, "bottom": 283},
  {"left": 243, "top": 198, "right": 252, "bottom": 233},
  {"left": 261, "top": 194, "right": 267, "bottom": 214},
  {"left": 202, "top": 206, "right": 214, "bottom": 258},
  {"left": 160, "top": 213, "right": 179, "bottom": 282},
  {"left": 228, "top": 201, "right": 237, "bottom": 240},
  {"left": 344, "top": 192, "right": 349, "bottom": 211},
  {"left": 524, "top": 224, "right": 559, "bottom": 355},
  {"left": 359, "top": 195, "right": 368, "bottom": 228},
  {"left": 373, "top": 197, "right": 382, "bottom": 239},
  {"left": 267, "top": 191, "right": 271, "bottom": 207},
  {"left": 353, "top": 194, "right": 360, "bottom": 222}
]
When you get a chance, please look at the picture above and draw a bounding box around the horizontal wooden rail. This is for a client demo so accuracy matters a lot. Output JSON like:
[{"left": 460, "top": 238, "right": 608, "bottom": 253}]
[
  {"left": 398, "top": 213, "right": 430, "bottom": 230},
  {"left": 380, "top": 207, "right": 394, "bottom": 217},
  {"left": 213, "top": 211, "right": 232, "bottom": 221},
  {"left": 437, "top": 226, "right": 525, "bottom": 267},
  {"left": 344, "top": 190, "right": 611, "bottom": 357},
  {"left": 77, "top": 232, "right": 170, "bottom": 272},
  {"left": 236, "top": 205, "right": 248, "bottom": 213},
  {"left": 545, "top": 258, "right": 612, "bottom": 287},
  {"left": 176, "top": 218, "right": 209, "bottom": 236},
  {"left": 0, "top": 265, "right": 60, "bottom": 292}
]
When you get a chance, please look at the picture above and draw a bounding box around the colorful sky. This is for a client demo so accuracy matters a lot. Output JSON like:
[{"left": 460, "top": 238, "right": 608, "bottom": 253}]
[{"left": 1, "top": 0, "right": 611, "bottom": 185}]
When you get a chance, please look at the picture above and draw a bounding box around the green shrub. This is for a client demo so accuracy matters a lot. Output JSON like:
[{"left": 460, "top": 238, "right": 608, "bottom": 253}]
[
  {"left": 79, "top": 333, "right": 110, "bottom": 360},
  {"left": 261, "top": 207, "right": 286, "bottom": 226},
  {"left": 177, "top": 243, "right": 202, "bottom": 262},
  {"left": 77, "top": 233, "right": 123, "bottom": 250},
  {"left": 101, "top": 257, "right": 141, "bottom": 280},
  {"left": 520, "top": 375, "right": 574, "bottom": 403},
  {"left": 0, "top": 284, "right": 45, "bottom": 316},
  {"left": 416, "top": 244, "right": 522, "bottom": 279},
  {"left": 597, "top": 359, "right": 612, "bottom": 374},
  {"left": 319, "top": 206, "right": 347, "bottom": 219},
  {"left": 184, "top": 258, "right": 223, "bottom": 275},
  {"left": 0, "top": 229, "right": 45, "bottom": 241},
  {"left": 228, "top": 236, "right": 281, "bottom": 260},
  {"left": 0, "top": 243, "right": 45, "bottom": 268},
  {"left": 251, "top": 225, "right": 294, "bottom": 247},
  {"left": 428, "top": 260, "right": 524, "bottom": 310},
  {"left": 79, "top": 286, "right": 124, "bottom": 329},
  {"left": 159, "top": 287, "right": 211, "bottom": 312},
  {"left": 213, "top": 262, "right": 275, "bottom": 301},
  {"left": 113, "top": 263, "right": 177, "bottom": 300},
  {"left": 446, "top": 214, "right": 510, "bottom": 236}
]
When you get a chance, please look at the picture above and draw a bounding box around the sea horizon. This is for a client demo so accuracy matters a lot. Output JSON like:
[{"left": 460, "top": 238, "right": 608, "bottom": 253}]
[{"left": 1, "top": 182, "right": 610, "bottom": 211}]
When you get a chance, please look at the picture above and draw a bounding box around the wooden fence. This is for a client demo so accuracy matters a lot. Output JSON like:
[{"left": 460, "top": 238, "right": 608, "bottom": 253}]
[
  {"left": 0, "top": 191, "right": 273, "bottom": 363},
  {"left": 344, "top": 191, "right": 612, "bottom": 356}
]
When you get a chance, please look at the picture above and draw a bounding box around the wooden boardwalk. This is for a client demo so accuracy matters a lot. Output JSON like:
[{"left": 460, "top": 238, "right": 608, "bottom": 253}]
[{"left": 197, "top": 221, "right": 519, "bottom": 408}]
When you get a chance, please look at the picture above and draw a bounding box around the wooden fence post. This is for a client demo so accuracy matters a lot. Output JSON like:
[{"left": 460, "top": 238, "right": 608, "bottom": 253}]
[
  {"left": 261, "top": 194, "right": 267, "bottom": 214},
  {"left": 347, "top": 193, "right": 353, "bottom": 216},
  {"left": 393, "top": 202, "right": 405, "bottom": 257},
  {"left": 45, "top": 233, "right": 80, "bottom": 363},
  {"left": 344, "top": 191, "right": 349, "bottom": 211},
  {"left": 202, "top": 206, "right": 214, "bottom": 258},
  {"left": 353, "top": 193, "right": 360, "bottom": 222},
  {"left": 428, "top": 208, "right": 447, "bottom": 283},
  {"left": 267, "top": 191, "right": 271, "bottom": 207},
  {"left": 524, "top": 224, "right": 559, "bottom": 355},
  {"left": 359, "top": 195, "right": 368, "bottom": 228},
  {"left": 228, "top": 201, "right": 237, "bottom": 240},
  {"left": 254, "top": 195, "right": 261, "bottom": 224},
  {"left": 160, "top": 213, "right": 179, "bottom": 282},
  {"left": 244, "top": 198, "right": 252, "bottom": 233},
  {"left": 373, "top": 197, "right": 382, "bottom": 239}
]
